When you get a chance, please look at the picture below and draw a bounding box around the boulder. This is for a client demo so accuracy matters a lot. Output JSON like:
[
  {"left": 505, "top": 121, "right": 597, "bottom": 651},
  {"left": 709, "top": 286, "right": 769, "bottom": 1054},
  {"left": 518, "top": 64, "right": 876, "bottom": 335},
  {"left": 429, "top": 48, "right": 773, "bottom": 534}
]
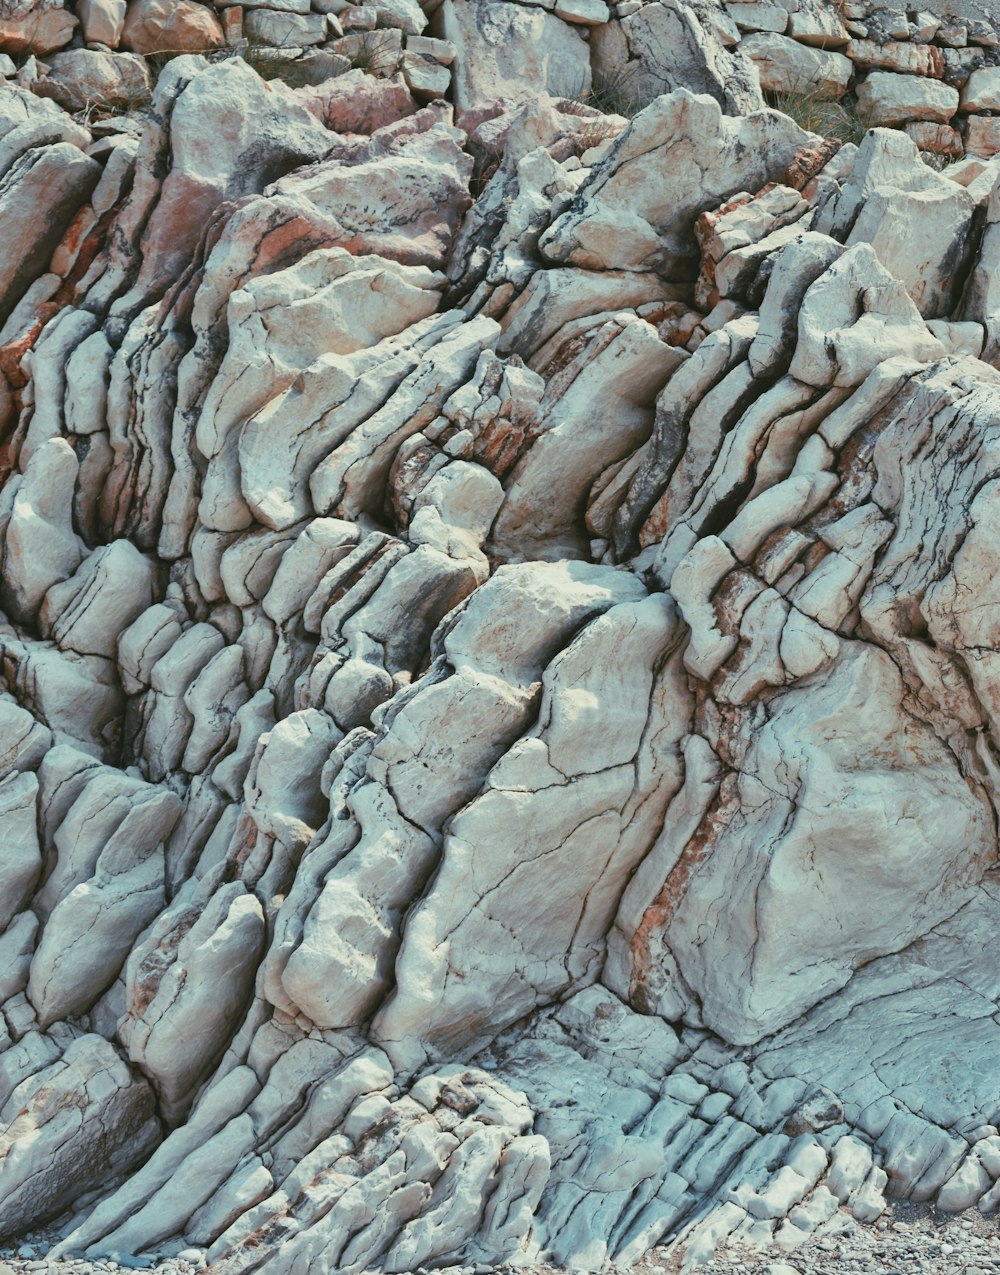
[
  {"left": 0, "top": 8, "right": 76, "bottom": 56},
  {"left": 592, "top": 0, "right": 764, "bottom": 115},
  {"left": 965, "top": 115, "right": 1000, "bottom": 158},
  {"left": 961, "top": 66, "right": 1000, "bottom": 112},
  {"left": 855, "top": 71, "right": 960, "bottom": 127},
  {"left": 846, "top": 37, "right": 945, "bottom": 77},
  {"left": 441, "top": 0, "right": 591, "bottom": 112},
  {"left": 33, "top": 49, "right": 151, "bottom": 112},
  {"left": 241, "top": 8, "right": 326, "bottom": 46},
  {"left": 727, "top": 1, "right": 788, "bottom": 32},
  {"left": 787, "top": 0, "right": 849, "bottom": 48},
  {"left": 741, "top": 31, "right": 852, "bottom": 98},
  {"left": 77, "top": 0, "right": 127, "bottom": 47},
  {"left": 121, "top": 0, "right": 223, "bottom": 54},
  {"left": 0, "top": 143, "right": 99, "bottom": 326},
  {"left": 0, "top": 1036, "right": 159, "bottom": 1238}
]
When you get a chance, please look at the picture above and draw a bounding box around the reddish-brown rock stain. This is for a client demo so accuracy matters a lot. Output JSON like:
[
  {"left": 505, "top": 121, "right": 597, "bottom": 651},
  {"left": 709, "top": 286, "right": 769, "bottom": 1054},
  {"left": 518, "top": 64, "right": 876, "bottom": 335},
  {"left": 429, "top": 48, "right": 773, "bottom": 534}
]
[{"left": 628, "top": 780, "right": 738, "bottom": 1012}]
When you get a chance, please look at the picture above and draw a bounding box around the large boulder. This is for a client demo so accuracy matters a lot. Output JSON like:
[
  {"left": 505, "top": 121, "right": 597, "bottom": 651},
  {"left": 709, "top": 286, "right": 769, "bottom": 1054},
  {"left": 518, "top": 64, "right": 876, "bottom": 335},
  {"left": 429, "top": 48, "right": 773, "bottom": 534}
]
[
  {"left": 442, "top": 0, "right": 592, "bottom": 113},
  {"left": 33, "top": 50, "right": 152, "bottom": 113},
  {"left": 121, "top": 0, "right": 224, "bottom": 54}
]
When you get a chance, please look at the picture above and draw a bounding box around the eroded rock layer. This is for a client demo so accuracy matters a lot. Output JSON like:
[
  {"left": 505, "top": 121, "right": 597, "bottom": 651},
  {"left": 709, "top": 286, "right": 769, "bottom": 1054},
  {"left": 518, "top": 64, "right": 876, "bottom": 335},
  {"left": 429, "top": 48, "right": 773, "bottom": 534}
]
[{"left": 4, "top": 30, "right": 1000, "bottom": 1274}]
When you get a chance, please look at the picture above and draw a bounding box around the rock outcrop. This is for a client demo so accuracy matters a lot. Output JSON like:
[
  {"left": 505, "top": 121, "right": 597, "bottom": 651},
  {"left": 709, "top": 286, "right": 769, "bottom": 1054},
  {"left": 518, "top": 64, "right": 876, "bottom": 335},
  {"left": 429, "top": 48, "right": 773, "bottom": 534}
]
[{"left": 4, "top": 3, "right": 1000, "bottom": 1272}]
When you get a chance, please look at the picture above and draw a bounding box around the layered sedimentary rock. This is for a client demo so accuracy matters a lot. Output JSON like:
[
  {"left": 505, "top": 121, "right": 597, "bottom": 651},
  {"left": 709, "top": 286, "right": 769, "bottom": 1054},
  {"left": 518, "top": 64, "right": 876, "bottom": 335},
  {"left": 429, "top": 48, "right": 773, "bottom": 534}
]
[{"left": 4, "top": 13, "right": 1000, "bottom": 1273}]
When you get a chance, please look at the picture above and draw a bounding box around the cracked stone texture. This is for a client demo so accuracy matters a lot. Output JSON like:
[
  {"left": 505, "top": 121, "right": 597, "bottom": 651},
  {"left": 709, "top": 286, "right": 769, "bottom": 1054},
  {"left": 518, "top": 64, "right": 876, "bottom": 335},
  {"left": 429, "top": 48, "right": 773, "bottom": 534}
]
[{"left": 4, "top": 42, "right": 1000, "bottom": 1275}]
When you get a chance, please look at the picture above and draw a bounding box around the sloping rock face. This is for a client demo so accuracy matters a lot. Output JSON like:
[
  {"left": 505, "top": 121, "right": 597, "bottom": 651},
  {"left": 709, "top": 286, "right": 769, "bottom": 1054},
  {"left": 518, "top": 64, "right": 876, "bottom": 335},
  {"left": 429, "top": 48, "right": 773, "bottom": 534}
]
[{"left": 6, "top": 27, "right": 1000, "bottom": 1275}]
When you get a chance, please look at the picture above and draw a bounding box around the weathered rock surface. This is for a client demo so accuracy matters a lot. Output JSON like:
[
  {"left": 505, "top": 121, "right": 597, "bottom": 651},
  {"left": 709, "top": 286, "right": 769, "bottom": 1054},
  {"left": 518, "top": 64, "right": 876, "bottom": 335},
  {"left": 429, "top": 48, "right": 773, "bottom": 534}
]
[{"left": 4, "top": 24, "right": 1000, "bottom": 1275}]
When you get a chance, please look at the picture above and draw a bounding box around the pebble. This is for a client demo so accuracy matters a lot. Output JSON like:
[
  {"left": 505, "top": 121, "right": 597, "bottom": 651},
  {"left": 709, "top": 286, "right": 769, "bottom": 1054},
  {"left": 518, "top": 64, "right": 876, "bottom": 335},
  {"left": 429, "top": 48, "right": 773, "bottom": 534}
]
[{"left": 5, "top": 1202, "right": 1000, "bottom": 1275}]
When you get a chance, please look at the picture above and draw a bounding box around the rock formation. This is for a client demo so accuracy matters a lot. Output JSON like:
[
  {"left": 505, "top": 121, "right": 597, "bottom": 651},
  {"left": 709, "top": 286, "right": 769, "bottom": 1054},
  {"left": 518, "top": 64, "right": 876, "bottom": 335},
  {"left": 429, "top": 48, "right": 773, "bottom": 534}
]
[{"left": 4, "top": 0, "right": 1000, "bottom": 1270}]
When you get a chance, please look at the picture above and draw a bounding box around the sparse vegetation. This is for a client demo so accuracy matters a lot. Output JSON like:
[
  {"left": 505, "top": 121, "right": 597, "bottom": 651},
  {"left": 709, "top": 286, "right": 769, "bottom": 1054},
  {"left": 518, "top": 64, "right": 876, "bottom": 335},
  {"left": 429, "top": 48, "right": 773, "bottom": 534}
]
[
  {"left": 765, "top": 86, "right": 873, "bottom": 146},
  {"left": 585, "top": 66, "right": 651, "bottom": 119}
]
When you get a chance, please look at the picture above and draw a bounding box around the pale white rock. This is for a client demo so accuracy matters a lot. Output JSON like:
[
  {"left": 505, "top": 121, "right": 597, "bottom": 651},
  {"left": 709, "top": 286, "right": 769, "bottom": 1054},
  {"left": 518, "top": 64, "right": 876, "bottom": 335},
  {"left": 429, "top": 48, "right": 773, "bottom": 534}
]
[
  {"left": 242, "top": 8, "right": 326, "bottom": 45},
  {"left": 855, "top": 70, "right": 960, "bottom": 126},
  {"left": 825, "top": 1135, "right": 874, "bottom": 1202},
  {"left": 369, "top": 0, "right": 425, "bottom": 34},
  {"left": 789, "top": 243, "right": 947, "bottom": 388},
  {"left": 197, "top": 249, "right": 443, "bottom": 495},
  {"left": 2, "top": 438, "right": 85, "bottom": 624},
  {"left": 140, "top": 622, "right": 228, "bottom": 779},
  {"left": 748, "top": 232, "right": 844, "bottom": 377},
  {"left": 633, "top": 642, "right": 994, "bottom": 1044},
  {"left": 374, "top": 590, "right": 686, "bottom": 1070},
  {"left": 442, "top": 0, "right": 591, "bottom": 112},
  {"left": 0, "top": 770, "right": 41, "bottom": 930},
  {"left": 491, "top": 313, "right": 686, "bottom": 563},
  {"left": 787, "top": 0, "right": 849, "bottom": 45},
  {"left": 28, "top": 780, "right": 181, "bottom": 1023},
  {"left": 119, "top": 882, "right": 266, "bottom": 1122},
  {"left": 540, "top": 89, "right": 815, "bottom": 274},
  {"left": 554, "top": 0, "right": 609, "bottom": 23},
  {"left": 33, "top": 49, "right": 151, "bottom": 112},
  {"left": 937, "top": 1153, "right": 992, "bottom": 1210},
  {"left": 727, "top": 2, "right": 788, "bottom": 32},
  {"left": 105, "top": 58, "right": 332, "bottom": 324},
  {"left": 77, "top": 0, "right": 127, "bottom": 46},
  {"left": 180, "top": 644, "right": 250, "bottom": 774},
  {"left": 843, "top": 143, "right": 975, "bottom": 317},
  {"left": 117, "top": 602, "right": 184, "bottom": 695},
  {"left": 741, "top": 31, "right": 851, "bottom": 97},
  {"left": 401, "top": 54, "right": 450, "bottom": 99},
  {"left": 0, "top": 1035, "right": 159, "bottom": 1238},
  {"left": 592, "top": 0, "right": 764, "bottom": 115},
  {"left": 499, "top": 268, "right": 680, "bottom": 359},
  {"left": 244, "top": 708, "right": 340, "bottom": 849},
  {"left": 39, "top": 540, "right": 155, "bottom": 659},
  {"left": 19, "top": 307, "right": 102, "bottom": 464},
  {"left": 0, "top": 910, "right": 36, "bottom": 1002},
  {"left": 962, "top": 171, "right": 1000, "bottom": 325},
  {"left": 0, "top": 142, "right": 99, "bottom": 327},
  {"left": 65, "top": 329, "right": 114, "bottom": 436},
  {"left": 816, "top": 127, "right": 946, "bottom": 240},
  {"left": 263, "top": 113, "right": 472, "bottom": 270},
  {"left": 406, "top": 34, "right": 455, "bottom": 63},
  {"left": 309, "top": 315, "right": 498, "bottom": 522},
  {"left": 960, "top": 66, "right": 1000, "bottom": 111}
]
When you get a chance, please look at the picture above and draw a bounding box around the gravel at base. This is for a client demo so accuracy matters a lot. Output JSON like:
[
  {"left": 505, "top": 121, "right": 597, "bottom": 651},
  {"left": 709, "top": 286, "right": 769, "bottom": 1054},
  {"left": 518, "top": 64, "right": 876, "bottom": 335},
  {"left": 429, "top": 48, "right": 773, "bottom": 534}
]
[{"left": 4, "top": 1201, "right": 1000, "bottom": 1275}]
